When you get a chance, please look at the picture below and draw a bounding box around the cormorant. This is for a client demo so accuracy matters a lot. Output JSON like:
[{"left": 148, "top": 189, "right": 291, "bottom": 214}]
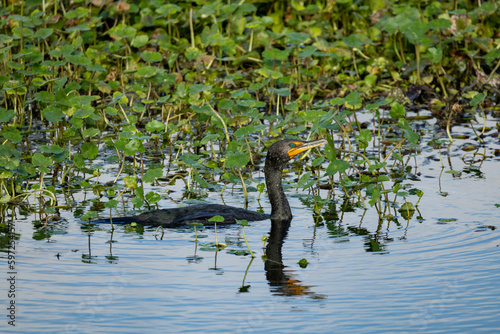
[{"left": 94, "top": 138, "right": 327, "bottom": 227}]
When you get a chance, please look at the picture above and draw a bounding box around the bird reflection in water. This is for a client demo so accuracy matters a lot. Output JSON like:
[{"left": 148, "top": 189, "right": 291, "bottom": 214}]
[{"left": 264, "top": 218, "right": 325, "bottom": 298}]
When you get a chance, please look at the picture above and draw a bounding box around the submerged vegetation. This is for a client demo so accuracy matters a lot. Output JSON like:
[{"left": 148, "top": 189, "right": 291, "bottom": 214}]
[{"left": 0, "top": 0, "right": 498, "bottom": 241}]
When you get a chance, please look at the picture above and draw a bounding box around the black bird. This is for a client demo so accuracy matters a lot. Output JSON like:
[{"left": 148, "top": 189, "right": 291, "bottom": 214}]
[{"left": 95, "top": 138, "right": 327, "bottom": 227}]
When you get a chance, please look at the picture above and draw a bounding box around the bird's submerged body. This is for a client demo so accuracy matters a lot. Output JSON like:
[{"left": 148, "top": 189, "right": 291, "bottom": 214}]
[
  {"left": 96, "top": 204, "right": 269, "bottom": 227},
  {"left": 93, "top": 139, "right": 327, "bottom": 227}
]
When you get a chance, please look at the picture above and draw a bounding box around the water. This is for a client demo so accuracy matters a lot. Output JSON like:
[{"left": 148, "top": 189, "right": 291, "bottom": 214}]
[{"left": 2, "top": 113, "right": 500, "bottom": 333}]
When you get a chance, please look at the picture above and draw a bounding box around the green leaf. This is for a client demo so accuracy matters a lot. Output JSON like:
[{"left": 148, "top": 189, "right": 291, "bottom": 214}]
[
  {"left": 344, "top": 91, "right": 362, "bottom": 109},
  {"left": 326, "top": 159, "right": 350, "bottom": 175},
  {"left": 286, "top": 32, "right": 310, "bottom": 45},
  {"left": 262, "top": 48, "right": 290, "bottom": 61},
  {"left": 156, "top": 3, "right": 182, "bottom": 15},
  {"left": 389, "top": 102, "right": 405, "bottom": 119},
  {"left": 470, "top": 93, "right": 486, "bottom": 107},
  {"left": 485, "top": 49, "right": 500, "bottom": 66},
  {"left": 397, "top": 118, "right": 419, "bottom": 144},
  {"left": 145, "top": 191, "right": 161, "bottom": 204},
  {"left": 180, "top": 153, "right": 201, "bottom": 165},
  {"left": 343, "top": 33, "right": 372, "bottom": 48},
  {"left": 427, "top": 47, "right": 443, "bottom": 64},
  {"left": 109, "top": 24, "right": 136, "bottom": 40},
  {"left": 32, "top": 153, "right": 52, "bottom": 167},
  {"left": 135, "top": 66, "right": 158, "bottom": 78},
  {"left": 0, "top": 109, "right": 15, "bottom": 123},
  {"left": 233, "top": 125, "right": 255, "bottom": 137},
  {"left": 298, "top": 45, "right": 317, "bottom": 58},
  {"left": 0, "top": 145, "right": 20, "bottom": 170},
  {"left": 236, "top": 219, "right": 250, "bottom": 226},
  {"left": 189, "top": 84, "right": 211, "bottom": 95},
  {"left": 225, "top": 151, "right": 250, "bottom": 169},
  {"left": 143, "top": 168, "right": 163, "bottom": 183},
  {"left": 428, "top": 18, "right": 451, "bottom": 30},
  {"left": 355, "top": 129, "right": 372, "bottom": 150},
  {"left": 104, "top": 199, "right": 119, "bottom": 209},
  {"left": 42, "top": 106, "right": 65, "bottom": 122},
  {"left": 209, "top": 215, "right": 225, "bottom": 222},
  {"left": 34, "top": 28, "right": 53, "bottom": 39},
  {"left": 81, "top": 142, "right": 98, "bottom": 160},
  {"left": 141, "top": 51, "right": 163, "bottom": 63},
  {"left": 124, "top": 139, "right": 145, "bottom": 155},
  {"left": 2, "top": 127, "right": 22, "bottom": 143},
  {"left": 81, "top": 211, "right": 98, "bottom": 221},
  {"left": 146, "top": 120, "right": 165, "bottom": 132},
  {"left": 131, "top": 35, "right": 149, "bottom": 48},
  {"left": 66, "top": 54, "right": 91, "bottom": 66},
  {"left": 82, "top": 128, "right": 100, "bottom": 138},
  {"left": 255, "top": 67, "right": 283, "bottom": 79},
  {"left": 269, "top": 87, "right": 290, "bottom": 96}
]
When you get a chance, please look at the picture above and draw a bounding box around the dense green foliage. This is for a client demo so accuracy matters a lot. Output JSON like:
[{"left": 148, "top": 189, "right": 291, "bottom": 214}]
[{"left": 0, "top": 0, "right": 498, "bottom": 225}]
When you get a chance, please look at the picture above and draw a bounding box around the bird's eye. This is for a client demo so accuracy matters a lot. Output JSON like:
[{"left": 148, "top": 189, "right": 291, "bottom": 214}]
[{"left": 290, "top": 143, "right": 295, "bottom": 148}]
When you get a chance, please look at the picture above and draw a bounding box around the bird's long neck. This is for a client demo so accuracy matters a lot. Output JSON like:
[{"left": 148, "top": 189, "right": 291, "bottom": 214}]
[{"left": 264, "top": 159, "right": 292, "bottom": 221}]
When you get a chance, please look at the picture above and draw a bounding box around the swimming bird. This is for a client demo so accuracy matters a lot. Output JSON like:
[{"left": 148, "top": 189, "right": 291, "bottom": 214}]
[{"left": 95, "top": 138, "right": 327, "bottom": 227}]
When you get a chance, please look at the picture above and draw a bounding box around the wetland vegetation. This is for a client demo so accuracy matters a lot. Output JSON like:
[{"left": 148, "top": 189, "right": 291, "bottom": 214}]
[
  {"left": 0, "top": 1, "right": 499, "bottom": 248},
  {"left": 1, "top": 1, "right": 500, "bottom": 333}
]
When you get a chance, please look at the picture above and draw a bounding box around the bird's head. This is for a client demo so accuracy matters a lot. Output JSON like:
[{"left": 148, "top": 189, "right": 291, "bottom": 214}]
[{"left": 266, "top": 138, "right": 327, "bottom": 169}]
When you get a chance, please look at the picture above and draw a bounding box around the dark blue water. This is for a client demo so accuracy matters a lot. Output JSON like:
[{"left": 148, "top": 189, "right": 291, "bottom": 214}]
[{"left": 2, "top": 114, "right": 500, "bottom": 333}]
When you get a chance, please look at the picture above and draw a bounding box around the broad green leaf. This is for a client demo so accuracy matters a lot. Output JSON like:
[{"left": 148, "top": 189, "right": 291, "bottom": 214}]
[
  {"left": 343, "top": 33, "right": 372, "bottom": 48},
  {"left": 145, "top": 191, "right": 161, "bottom": 204},
  {"left": 81, "top": 142, "right": 99, "bottom": 159},
  {"left": 301, "top": 44, "right": 319, "bottom": 57},
  {"left": 135, "top": 66, "right": 158, "bottom": 78},
  {"left": 326, "top": 159, "right": 350, "bottom": 175},
  {"left": 143, "top": 168, "right": 163, "bottom": 183},
  {"left": 256, "top": 67, "right": 283, "bottom": 79},
  {"left": 470, "top": 93, "right": 486, "bottom": 107},
  {"left": 286, "top": 32, "right": 310, "bottom": 45},
  {"left": 0, "top": 109, "right": 15, "bottom": 123},
  {"left": 225, "top": 151, "right": 250, "bottom": 169},
  {"left": 105, "top": 199, "right": 119, "bottom": 209},
  {"left": 389, "top": 102, "right": 405, "bottom": 119},
  {"left": 131, "top": 35, "right": 149, "bottom": 48},
  {"left": 141, "top": 51, "right": 162, "bottom": 63},
  {"left": 146, "top": 120, "right": 165, "bottom": 132},
  {"left": 262, "top": 48, "right": 290, "bottom": 61},
  {"left": 208, "top": 215, "right": 225, "bottom": 222},
  {"left": 34, "top": 28, "right": 53, "bottom": 39},
  {"left": 233, "top": 125, "right": 255, "bottom": 137},
  {"left": 32, "top": 152, "right": 51, "bottom": 167}
]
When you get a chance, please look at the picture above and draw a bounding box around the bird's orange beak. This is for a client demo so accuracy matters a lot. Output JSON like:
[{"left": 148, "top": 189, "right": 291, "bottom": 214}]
[{"left": 287, "top": 139, "right": 327, "bottom": 159}]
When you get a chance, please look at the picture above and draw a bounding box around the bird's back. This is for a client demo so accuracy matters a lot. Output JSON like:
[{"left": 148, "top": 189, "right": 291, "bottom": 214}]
[{"left": 95, "top": 204, "right": 270, "bottom": 227}]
